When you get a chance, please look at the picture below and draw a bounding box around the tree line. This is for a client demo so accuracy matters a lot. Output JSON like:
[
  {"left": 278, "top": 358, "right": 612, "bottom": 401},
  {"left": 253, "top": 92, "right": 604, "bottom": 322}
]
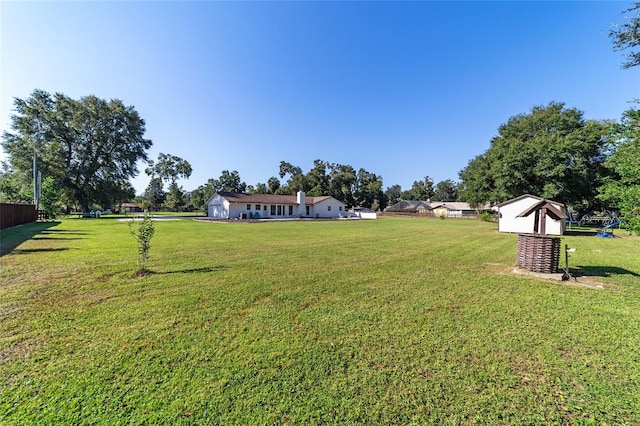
[
  {"left": 156, "top": 162, "right": 461, "bottom": 212},
  {"left": 1, "top": 2, "right": 638, "bottom": 232}
]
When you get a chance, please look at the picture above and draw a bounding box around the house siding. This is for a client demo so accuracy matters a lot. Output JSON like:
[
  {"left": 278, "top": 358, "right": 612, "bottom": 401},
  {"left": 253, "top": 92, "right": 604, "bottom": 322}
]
[
  {"left": 498, "top": 195, "right": 566, "bottom": 235},
  {"left": 310, "top": 198, "right": 345, "bottom": 218},
  {"left": 206, "top": 192, "right": 346, "bottom": 219},
  {"left": 227, "top": 202, "right": 303, "bottom": 219},
  {"left": 207, "top": 194, "right": 230, "bottom": 219}
]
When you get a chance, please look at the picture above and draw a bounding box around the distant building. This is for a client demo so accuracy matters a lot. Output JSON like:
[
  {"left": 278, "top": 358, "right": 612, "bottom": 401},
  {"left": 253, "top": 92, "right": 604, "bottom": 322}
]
[
  {"left": 206, "top": 191, "right": 346, "bottom": 220},
  {"left": 429, "top": 202, "right": 480, "bottom": 218},
  {"left": 385, "top": 200, "right": 431, "bottom": 214},
  {"left": 385, "top": 200, "right": 482, "bottom": 217},
  {"left": 119, "top": 202, "right": 143, "bottom": 213},
  {"left": 350, "top": 207, "right": 378, "bottom": 220}
]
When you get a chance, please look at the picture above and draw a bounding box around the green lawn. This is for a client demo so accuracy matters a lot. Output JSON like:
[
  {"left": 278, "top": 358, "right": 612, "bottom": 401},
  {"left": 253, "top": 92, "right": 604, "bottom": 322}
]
[{"left": 1, "top": 217, "right": 639, "bottom": 424}]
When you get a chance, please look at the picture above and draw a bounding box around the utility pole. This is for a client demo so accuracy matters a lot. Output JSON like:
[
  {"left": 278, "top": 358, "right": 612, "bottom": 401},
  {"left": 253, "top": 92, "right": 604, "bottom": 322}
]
[
  {"left": 33, "top": 154, "right": 40, "bottom": 211},
  {"left": 33, "top": 155, "right": 37, "bottom": 205}
]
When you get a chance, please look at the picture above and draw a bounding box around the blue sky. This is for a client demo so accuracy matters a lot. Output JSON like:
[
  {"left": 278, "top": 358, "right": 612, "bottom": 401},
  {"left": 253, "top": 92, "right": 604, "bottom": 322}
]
[{"left": 1, "top": 1, "right": 637, "bottom": 194}]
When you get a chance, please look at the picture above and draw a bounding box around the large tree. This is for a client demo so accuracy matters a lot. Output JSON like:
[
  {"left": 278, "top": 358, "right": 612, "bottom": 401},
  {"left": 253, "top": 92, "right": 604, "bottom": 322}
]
[
  {"left": 457, "top": 154, "right": 495, "bottom": 208},
  {"left": 145, "top": 153, "right": 192, "bottom": 186},
  {"left": 188, "top": 182, "right": 212, "bottom": 211},
  {"left": 401, "top": 176, "right": 434, "bottom": 201},
  {"left": 329, "top": 164, "right": 358, "bottom": 208},
  {"left": 306, "top": 160, "right": 331, "bottom": 196},
  {"left": 145, "top": 153, "right": 191, "bottom": 211},
  {"left": 0, "top": 162, "right": 32, "bottom": 203},
  {"left": 144, "top": 177, "right": 166, "bottom": 211},
  {"left": 599, "top": 108, "right": 640, "bottom": 234},
  {"left": 248, "top": 183, "right": 268, "bottom": 194},
  {"left": 277, "top": 161, "right": 307, "bottom": 195},
  {"left": 609, "top": 2, "right": 640, "bottom": 69},
  {"left": 355, "top": 168, "right": 385, "bottom": 209},
  {"left": 106, "top": 181, "right": 136, "bottom": 213},
  {"left": 267, "top": 177, "right": 281, "bottom": 194},
  {"left": 384, "top": 184, "right": 403, "bottom": 206},
  {"left": 603, "top": 3, "right": 640, "bottom": 233},
  {"left": 433, "top": 179, "right": 458, "bottom": 202},
  {"left": 97, "top": 180, "right": 136, "bottom": 211},
  {"left": 2, "top": 90, "right": 152, "bottom": 212},
  {"left": 458, "top": 102, "right": 609, "bottom": 210},
  {"left": 189, "top": 170, "right": 247, "bottom": 210},
  {"left": 165, "top": 182, "right": 186, "bottom": 212},
  {"left": 216, "top": 170, "right": 246, "bottom": 193},
  {"left": 40, "top": 176, "right": 64, "bottom": 218}
]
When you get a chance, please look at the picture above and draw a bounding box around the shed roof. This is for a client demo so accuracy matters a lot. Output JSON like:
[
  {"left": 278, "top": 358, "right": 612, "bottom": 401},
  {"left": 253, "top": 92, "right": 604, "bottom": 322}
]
[
  {"left": 516, "top": 200, "right": 568, "bottom": 220},
  {"left": 496, "top": 194, "right": 564, "bottom": 208}
]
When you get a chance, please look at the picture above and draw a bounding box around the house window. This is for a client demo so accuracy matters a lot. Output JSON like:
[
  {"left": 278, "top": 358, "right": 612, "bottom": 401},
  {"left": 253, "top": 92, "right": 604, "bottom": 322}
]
[
  {"left": 306, "top": 206, "right": 310, "bottom": 215},
  {"left": 288, "top": 205, "right": 293, "bottom": 215},
  {"left": 277, "top": 205, "right": 282, "bottom": 215},
  {"left": 255, "top": 204, "right": 260, "bottom": 210},
  {"left": 339, "top": 206, "right": 342, "bottom": 211},
  {"left": 247, "top": 204, "right": 251, "bottom": 210},
  {"left": 328, "top": 206, "right": 332, "bottom": 211},
  {"left": 270, "top": 205, "right": 276, "bottom": 215},
  {"left": 264, "top": 205, "right": 267, "bottom": 211}
]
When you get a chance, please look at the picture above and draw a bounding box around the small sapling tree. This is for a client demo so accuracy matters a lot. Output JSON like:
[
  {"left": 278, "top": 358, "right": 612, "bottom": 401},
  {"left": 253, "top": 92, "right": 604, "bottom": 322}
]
[{"left": 129, "top": 213, "right": 155, "bottom": 275}]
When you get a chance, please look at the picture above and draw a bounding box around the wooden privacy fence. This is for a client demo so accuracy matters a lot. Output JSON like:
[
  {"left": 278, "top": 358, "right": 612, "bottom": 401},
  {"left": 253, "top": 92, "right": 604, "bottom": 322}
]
[{"left": 1, "top": 203, "right": 37, "bottom": 230}]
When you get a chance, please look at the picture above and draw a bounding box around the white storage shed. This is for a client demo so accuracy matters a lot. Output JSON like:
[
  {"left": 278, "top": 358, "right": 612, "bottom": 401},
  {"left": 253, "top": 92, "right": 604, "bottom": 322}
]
[{"left": 497, "top": 194, "right": 567, "bottom": 236}]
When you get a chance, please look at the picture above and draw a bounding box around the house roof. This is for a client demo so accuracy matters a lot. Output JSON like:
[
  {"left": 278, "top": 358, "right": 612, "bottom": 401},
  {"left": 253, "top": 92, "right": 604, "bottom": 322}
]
[
  {"left": 429, "top": 202, "right": 477, "bottom": 211},
  {"left": 386, "top": 200, "right": 431, "bottom": 212},
  {"left": 208, "top": 192, "right": 339, "bottom": 206}
]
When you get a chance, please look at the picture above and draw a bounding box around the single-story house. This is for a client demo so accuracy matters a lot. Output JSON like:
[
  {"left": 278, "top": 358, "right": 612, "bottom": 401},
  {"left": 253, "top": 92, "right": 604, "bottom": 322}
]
[
  {"left": 385, "top": 200, "right": 431, "bottom": 214},
  {"left": 118, "top": 202, "right": 143, "bottom": 213},
  {"left": 206, "top": 191, "right": 347, "bottom": 220},
  {"left": 497, "top": 194, "right": 567, "bottom": 235},
  {"left": 386, "top": 200, "right": 483, "bottom": 217},
  {"left": 430, "top": 202, "right": 479, "bottom": 218}
]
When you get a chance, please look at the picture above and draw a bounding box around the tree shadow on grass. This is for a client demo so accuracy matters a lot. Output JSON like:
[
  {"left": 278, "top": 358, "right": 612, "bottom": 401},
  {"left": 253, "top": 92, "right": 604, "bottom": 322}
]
[
  {"left": 31, "top": 236, "right": 85, "bottom": 241},
  {"left": 564, "top": 229, "right": 598, "bottom": 237},
  {"left": 572, "top": 265, "right": 640, "bottom": 279},
  {"left": 0, "top": 221, "right": 65, "bottom": 257},
  {"left": 153, "top": 266, "right": 230, "bottom": 275},
  {"left": 11, "top": 248, "right": 72, "bottom": 254},
  {"left": 131, "top": 266, "right": 229, "bottom": 278},
  {"left": 40, "top": 229, "right": 92, "bottom": 235}
]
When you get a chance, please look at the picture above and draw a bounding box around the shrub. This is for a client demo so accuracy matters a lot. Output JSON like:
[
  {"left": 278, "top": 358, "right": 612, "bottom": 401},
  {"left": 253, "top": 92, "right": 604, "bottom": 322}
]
[
  {"left": 128, "top": 213, "right": 155, "bottom": 274},
  {"left": 480, "top": 211, "right": 494, "bottom": 222}
]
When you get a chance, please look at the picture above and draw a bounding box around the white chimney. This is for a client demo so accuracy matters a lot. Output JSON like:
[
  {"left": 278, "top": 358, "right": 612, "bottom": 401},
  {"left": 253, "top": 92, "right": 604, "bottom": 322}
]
[{"left": 297, "top": 191, "right": 306, "bottom": 216}]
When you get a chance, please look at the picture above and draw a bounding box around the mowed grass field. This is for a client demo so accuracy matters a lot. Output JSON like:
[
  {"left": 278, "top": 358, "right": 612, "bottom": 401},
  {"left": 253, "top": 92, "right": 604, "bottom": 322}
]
[{"left": 1, "top": 216, "right": 639, "bottom": 425}]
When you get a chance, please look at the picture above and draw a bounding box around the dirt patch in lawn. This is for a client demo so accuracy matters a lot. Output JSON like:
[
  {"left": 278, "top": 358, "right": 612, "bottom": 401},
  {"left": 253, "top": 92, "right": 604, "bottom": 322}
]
[{"left": 484, "top": 263, "right": 609, "bottom": 289}]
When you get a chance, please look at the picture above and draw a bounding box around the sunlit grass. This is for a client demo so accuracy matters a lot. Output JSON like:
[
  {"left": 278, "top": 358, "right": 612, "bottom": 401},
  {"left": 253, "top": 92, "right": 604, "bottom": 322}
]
[{"left": 1, "top": 217, "right": 639, "bottom": 424}]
